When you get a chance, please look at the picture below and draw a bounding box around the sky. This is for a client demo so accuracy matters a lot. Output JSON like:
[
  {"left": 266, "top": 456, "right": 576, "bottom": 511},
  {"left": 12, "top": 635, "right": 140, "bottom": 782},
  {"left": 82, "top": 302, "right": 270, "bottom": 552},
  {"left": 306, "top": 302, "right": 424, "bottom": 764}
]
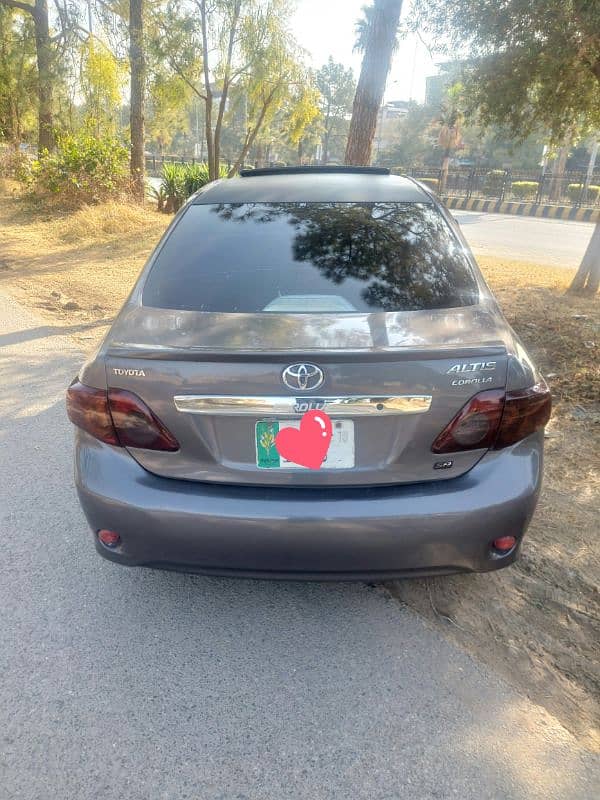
[{"left": 290, "top": 0, "right": 438, "bottom": 104}]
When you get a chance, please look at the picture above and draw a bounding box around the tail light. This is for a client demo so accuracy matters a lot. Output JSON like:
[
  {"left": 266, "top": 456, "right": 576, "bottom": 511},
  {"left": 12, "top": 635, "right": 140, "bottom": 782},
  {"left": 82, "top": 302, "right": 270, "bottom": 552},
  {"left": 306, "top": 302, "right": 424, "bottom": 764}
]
[
  {"left": 66, "top": 381, "right": 179, "bottom": 451},
  {"left": 432, "top": 383, "right": 551, "bottom": 454},
  {"left": 66, "top": 382, "right": 119, "bottom": 446}
]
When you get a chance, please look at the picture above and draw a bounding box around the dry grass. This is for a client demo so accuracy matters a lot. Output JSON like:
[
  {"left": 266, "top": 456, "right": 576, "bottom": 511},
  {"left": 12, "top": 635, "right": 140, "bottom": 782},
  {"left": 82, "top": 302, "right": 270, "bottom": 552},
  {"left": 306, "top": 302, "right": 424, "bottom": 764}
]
[
  {"left": 0, "top": 195, "right": 168, "bottom": 336},
  {"left": 0, "top": 193, "right": 598, "bottom": 749},
  {"left": 479, "top": 255, "right": 599, "bottom": 403},
  {"left": 57, "top": 201, "right": 164, "bottom": 244}
]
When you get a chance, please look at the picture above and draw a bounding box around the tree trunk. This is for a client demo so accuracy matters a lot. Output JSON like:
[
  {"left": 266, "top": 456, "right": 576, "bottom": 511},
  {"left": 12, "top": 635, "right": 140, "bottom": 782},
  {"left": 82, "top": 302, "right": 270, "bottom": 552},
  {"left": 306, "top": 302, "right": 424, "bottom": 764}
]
[
  {"left": 439, "top": 150, "right": 450, "bottom": 194},
  {"left": 568, "top": 221, "right": 600, "bottom": 295},
  {"left": 199, "top": 0, "right": 215, "bottom": 179},
  {"left": 549, "top": 136, "right": 570, "bottom": 203},
  {"left": 212, "top": 0, "right": 241, "bottom": 180},
  {"left": 345, "top": 0, "right": 402, "bottom": 166},
  {"left": 129, "top": 0, "right": 145, "bottom": 201},
  {"left": 583, "top": 139, "right": 598, "bottom": 204},
  {"left": 33, "top": 0, "right": 54, "bottom": 152},
  {"left": 321, "top": 106, "right": 331, "bottom": 164}
]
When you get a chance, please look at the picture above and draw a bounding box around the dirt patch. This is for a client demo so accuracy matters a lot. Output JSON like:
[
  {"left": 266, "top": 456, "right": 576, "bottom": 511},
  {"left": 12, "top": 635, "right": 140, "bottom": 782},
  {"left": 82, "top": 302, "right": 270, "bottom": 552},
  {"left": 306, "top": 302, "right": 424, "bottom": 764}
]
[
  {"left": 0, "top": 195, "right": 168, "bottom": 347},
  {"left": 390, "top": 257, "right": 600, "bottom": 752},
  {"left": 1, "top": 195, "right": 598, "bottom": 750}
]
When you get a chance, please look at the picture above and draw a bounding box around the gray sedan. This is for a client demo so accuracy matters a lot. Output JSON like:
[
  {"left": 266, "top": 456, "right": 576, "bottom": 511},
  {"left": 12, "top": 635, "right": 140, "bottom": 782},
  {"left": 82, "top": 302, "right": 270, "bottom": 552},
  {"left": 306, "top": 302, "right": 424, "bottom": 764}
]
[{"left": 67, "top": 166, "right": 551, "bottom": 579}]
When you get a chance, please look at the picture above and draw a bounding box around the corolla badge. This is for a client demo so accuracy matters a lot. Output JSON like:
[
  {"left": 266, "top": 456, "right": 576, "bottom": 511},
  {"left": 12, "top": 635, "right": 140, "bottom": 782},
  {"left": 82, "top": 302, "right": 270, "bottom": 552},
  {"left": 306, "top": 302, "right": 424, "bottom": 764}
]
[{"left": 282, "top": 363, "right": 324, "bottom": 392}]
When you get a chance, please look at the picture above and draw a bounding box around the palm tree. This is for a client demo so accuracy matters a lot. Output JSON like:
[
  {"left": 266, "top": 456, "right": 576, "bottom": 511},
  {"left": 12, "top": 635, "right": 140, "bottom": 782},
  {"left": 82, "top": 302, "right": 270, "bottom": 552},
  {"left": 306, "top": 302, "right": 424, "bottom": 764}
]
[{"left": 344, "top": 0, "right": 403, "bottom": 166}]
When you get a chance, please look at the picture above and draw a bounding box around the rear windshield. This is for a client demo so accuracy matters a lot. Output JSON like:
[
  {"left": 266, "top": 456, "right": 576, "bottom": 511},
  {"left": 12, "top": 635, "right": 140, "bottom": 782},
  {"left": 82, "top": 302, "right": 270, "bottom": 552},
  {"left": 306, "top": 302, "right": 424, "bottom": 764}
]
[{"left": 142, "top": 202, "right": 479, "bottom": 313}]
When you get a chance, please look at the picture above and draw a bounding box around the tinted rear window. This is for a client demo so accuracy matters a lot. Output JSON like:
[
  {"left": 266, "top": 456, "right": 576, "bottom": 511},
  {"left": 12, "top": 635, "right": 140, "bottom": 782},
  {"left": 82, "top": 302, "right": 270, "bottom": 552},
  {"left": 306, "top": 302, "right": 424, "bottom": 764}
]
[{"left": 142, "top": 202, "right": 479, "bottom": 313}]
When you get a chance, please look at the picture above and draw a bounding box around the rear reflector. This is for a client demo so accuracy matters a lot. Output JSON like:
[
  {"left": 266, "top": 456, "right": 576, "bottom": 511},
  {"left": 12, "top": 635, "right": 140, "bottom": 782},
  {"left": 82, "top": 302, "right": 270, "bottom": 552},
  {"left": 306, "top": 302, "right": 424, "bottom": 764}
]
[
  {"left": 66, "top": 380, "right": 179, "bottom": 451},
  {"left": 98, "top": 529, "right": 121, "bottom": 548},
  {"left": 432, "top": 382, "right": 551, "bottom": 454},
  {"left": 492, "top": 535, "right": 517, "bottom": 553}
]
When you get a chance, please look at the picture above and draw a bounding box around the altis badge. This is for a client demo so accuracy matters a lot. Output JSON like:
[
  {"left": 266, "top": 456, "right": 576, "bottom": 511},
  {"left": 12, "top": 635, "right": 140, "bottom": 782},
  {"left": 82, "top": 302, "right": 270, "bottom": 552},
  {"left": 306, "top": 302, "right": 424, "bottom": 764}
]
[
  {"left": 446, "top": 361, "right": 496, "bottom": 374},
  {"left": 447, "top": 361, "right": 497, "bottom": 387}
]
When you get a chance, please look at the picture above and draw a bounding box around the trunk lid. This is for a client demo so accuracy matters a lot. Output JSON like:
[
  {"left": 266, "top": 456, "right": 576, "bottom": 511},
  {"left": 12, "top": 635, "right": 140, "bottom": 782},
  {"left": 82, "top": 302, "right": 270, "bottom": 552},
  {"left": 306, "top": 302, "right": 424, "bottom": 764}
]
[{"left": 104, "top": 303, "right": 509, "bottom": 487}]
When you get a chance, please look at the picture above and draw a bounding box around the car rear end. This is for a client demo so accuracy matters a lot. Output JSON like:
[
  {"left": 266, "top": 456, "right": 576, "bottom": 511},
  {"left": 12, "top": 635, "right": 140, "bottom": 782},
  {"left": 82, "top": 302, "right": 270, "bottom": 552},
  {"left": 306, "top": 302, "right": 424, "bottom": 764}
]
[{"left": 67, "top": 169, "right": 551, "bottom": 579}]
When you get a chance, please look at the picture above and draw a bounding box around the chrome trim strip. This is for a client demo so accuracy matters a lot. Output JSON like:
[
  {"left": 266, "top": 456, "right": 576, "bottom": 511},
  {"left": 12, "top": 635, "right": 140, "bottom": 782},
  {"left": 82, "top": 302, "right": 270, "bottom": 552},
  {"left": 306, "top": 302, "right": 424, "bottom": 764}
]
[{"left": 173, "top": 395, "right": 432, "bottom": 416}]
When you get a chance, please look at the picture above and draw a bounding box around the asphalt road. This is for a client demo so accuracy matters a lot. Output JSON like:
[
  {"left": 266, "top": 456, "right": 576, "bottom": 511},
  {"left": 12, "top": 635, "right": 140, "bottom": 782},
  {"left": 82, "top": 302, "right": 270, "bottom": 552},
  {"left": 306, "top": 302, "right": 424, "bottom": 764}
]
[
  {"left": 453, "top": 210, "right": 595, "bottom": 268},
  {"left": 1, "top": 290, "right": 598, "bottom": 799}
]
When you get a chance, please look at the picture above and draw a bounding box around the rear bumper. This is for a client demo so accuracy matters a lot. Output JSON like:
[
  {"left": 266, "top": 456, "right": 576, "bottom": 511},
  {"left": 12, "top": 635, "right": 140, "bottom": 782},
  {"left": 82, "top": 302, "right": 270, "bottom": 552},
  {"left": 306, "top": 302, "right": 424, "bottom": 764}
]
[{"left": 74, "top": 431, "right": 543, "bottom": 580}]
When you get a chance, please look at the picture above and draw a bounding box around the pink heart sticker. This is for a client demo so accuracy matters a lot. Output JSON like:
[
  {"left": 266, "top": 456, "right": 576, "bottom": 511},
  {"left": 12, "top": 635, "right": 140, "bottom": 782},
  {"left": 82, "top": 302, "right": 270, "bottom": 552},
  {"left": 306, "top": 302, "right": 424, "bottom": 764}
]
[{"left": 275, "top": 410, "right": 333, "bottom": 470}]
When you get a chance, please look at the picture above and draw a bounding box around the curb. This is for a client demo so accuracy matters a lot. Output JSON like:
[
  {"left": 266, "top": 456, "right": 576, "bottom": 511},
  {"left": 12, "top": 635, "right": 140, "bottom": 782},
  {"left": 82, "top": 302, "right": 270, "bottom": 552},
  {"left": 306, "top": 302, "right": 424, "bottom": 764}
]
[{"left": 445, "top": 195, "right": 600, "bottom": 223}]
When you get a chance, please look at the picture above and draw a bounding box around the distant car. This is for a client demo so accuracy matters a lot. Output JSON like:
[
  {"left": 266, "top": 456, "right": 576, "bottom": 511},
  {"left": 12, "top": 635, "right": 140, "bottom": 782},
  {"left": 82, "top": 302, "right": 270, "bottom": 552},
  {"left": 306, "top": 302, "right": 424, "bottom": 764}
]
[{"left": 67, "top": 166, "right": 551, "bottom": 580}]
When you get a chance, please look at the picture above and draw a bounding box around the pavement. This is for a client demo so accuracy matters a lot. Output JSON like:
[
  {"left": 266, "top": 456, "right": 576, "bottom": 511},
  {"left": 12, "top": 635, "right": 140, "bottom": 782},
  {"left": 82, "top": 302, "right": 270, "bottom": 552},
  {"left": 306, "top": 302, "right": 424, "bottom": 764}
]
[
  {"left": 453, "top": 210, "right": 595, "bottom": 268},
  {"left": 1, "top": 289, "right": 599, "bottom": 800}
]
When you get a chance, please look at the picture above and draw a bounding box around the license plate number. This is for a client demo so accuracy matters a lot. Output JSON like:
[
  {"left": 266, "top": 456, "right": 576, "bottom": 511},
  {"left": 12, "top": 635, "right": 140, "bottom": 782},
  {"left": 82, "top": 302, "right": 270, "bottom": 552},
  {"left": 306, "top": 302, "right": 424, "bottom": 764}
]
[{"left": 255, "top": 419, "right": 355, "bottom": 469}]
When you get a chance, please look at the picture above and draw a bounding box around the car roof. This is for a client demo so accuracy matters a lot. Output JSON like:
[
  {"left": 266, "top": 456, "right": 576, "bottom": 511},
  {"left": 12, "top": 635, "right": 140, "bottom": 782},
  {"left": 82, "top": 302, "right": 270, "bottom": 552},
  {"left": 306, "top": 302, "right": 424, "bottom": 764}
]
[{"left": 191, "top": 167, "right": 431, "bottom": 204}]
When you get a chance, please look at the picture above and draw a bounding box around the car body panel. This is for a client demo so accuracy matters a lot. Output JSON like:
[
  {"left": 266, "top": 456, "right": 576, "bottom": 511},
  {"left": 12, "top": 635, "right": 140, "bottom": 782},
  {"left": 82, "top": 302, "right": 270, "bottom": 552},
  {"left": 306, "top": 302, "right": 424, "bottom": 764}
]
[
  {"left": 104, "top": 348, "right": 508, "bottom": 486},
  {"left": 75, "top": 429, "right": 543, "bottom": 579}
]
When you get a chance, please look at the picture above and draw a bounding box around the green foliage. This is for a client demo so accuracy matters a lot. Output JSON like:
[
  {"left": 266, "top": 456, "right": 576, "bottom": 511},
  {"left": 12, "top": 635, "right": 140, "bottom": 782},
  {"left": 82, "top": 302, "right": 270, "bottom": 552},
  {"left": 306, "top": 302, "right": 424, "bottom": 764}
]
[
  {"left": 510, "top": 181, "right": 539, "bottom": 200},
  {"left": 483, "top": 170, "right": 506, "bottom": 195},
  {"left": 315, "top": 57, "right": 355, "bottom": 162},
  {"left": 23, "top": 126, "right": 129, "bottom": 207},
  {"left": 414, "top": 0, "right": 600, "bottom": 144},
  {"left": 80, "top": 37, "right": 125, "bottom": 132},
  {"left": 148, "top": 184, "right": 166, "bottom": 213},
  {"left": 566, "top": 184, "right": 600, "bottom": 204},
  {"left": 159, "top": 162, "right": 185, "bottom": 211},
  {"left": 182, "top": 162, "right": 229, "bottom": 195},
  {"left": 159, "top": 161, "right": 229, "bottom": 212},
  {"left": 0, "top": 147, "right": 30, "bottom": 180},
  {"left": 0, "top": 8, "right": 37, "bottom": 145}
]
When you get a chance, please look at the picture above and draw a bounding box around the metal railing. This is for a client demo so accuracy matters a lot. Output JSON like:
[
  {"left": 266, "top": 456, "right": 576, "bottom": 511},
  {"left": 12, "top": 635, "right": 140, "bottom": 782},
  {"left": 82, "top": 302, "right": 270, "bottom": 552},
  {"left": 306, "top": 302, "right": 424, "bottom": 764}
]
[
  {"left": 397, "top": 166, "right": 600, "bottom": 208},
  {"left": 145, "top": 155, "right": 600, "bottom": 208}
]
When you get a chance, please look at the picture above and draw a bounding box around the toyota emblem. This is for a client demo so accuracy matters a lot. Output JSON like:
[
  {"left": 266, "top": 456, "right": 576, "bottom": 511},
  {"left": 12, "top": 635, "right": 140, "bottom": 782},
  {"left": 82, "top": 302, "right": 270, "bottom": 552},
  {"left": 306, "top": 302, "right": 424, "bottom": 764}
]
[{"left": 282, "top": 363, "right": 325, "bottom": 392}]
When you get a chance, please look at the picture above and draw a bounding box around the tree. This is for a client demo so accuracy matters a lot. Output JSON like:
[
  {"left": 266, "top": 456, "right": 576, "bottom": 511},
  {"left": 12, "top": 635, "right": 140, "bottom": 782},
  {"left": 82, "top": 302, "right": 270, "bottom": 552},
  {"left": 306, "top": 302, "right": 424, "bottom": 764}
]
[
  {"left": 153, "top": 0, "right": 306, "bottom": 179},
  {"left": 129, "top": 0, "right": 145, "bottom": 200},
  {"left": 315, "top": 57, "right": 355, "bottom": 164},
  {"left": 80, "top": 37, "right": 124, "bottom": 133},
  {"left": 0, "top": 0, "right": 56, "bottom": 151},
  {"left": 415, "top": 0, "right": 600, "bottom": 294},
  {"left": 281, "top": 81, "right": 321, "bottom": 163},
  {"left": 0, "top": 7, "right": 37, "bottom": 146},
  {"left": 344, "top": 0, "right": 403, "bottom": 166}
]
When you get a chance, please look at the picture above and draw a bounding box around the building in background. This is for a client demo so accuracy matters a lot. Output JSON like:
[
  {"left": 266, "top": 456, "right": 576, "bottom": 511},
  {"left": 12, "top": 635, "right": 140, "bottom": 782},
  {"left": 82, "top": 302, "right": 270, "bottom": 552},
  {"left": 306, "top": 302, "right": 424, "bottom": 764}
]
[
  {"left": 373, "top": 100, "right": 411, "bottom": 160},
  {"left": 425, "top": 62, "right": 465, "bottom": 108}
]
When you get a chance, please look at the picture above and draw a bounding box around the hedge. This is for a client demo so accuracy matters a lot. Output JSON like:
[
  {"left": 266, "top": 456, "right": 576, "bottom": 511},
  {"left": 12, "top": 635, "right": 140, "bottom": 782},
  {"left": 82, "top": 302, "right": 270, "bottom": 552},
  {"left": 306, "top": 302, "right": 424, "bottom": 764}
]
[
  {"left": 510, "top": 181, "right": 539, "bottom": 201},
  {"left": 566, "top": 183, "right": 600, "bottom": 203}
]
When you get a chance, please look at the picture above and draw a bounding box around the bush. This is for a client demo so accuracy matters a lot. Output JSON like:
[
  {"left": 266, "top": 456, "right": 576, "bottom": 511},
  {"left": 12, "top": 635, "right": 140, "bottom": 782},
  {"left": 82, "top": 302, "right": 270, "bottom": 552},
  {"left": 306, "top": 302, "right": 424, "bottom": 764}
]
[
  {"left": 483, "top": 169, "right": 505, "bottom": 196},
  {"left": 510, "top": 181, "right": 539, "bottom": 201},
  {"left": 160, "top": 163, "right": 185, "bottom": 212},
  {"left": 23, "top": 127, "right": 129, "bottom": 207},
  {"left": 566, "top": 183, "right": 600, "bottom": 204},
  {"left": 159, "top": 161, "right": 229, "bottom": 212},
  {"left": 0, "top": 147, "right": 31, "bottom": 181}
]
